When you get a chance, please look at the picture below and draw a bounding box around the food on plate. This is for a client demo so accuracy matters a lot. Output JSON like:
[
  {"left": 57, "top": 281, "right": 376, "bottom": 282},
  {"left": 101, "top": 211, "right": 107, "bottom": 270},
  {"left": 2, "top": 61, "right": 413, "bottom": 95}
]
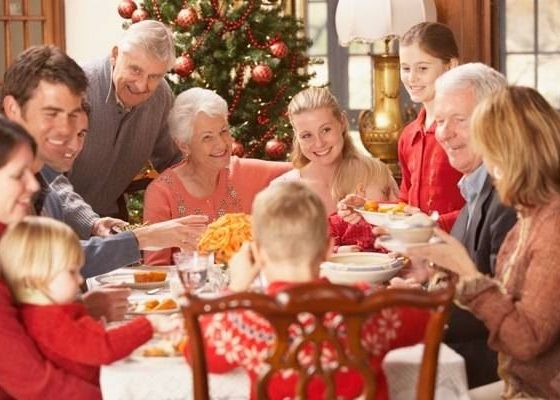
[
  {"left": 364, "top": 201, "right": 408, "bottom": 214},
  {"left": 134, "top": 271, "right": 167, "bottom": 283},
  {"left": 142, "top": 347, "right": 169, "bottom": 357},
  {"left": 143, "top": 299, "right": 160, "bottom": 311},
  {"left": 364, "top": 200, "right": 379, "bottom": 212},
  {"left": 152, "top": 298, "right": 178, "bottom": 311},
  {"left": 198, "top": 213, "right": 252, "bottom": 264},
  {"left": 130, "top": 298, "right": 179, "bottom": 313},
  {"left": 139, "top": 337, "right": 187, "bottom": 357}
]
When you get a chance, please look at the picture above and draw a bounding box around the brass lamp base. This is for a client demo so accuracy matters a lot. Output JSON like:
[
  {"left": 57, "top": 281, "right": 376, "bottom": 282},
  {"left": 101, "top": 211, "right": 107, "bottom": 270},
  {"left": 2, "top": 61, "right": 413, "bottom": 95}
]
[{"left": 358, "top": 49, "right": 403, "bottom": 181}]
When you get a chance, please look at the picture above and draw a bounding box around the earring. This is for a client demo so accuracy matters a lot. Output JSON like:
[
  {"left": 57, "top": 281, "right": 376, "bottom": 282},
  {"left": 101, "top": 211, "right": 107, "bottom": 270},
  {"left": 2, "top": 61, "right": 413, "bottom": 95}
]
[{"left": 184, "top": 153, "right": 190, "bottom": 163}]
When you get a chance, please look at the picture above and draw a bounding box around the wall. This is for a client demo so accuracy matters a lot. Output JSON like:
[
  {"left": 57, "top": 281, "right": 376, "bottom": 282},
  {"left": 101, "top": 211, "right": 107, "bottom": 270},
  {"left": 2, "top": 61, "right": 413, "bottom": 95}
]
[{"left": 64, "top": 0, "right": 124, "bottom": 64}]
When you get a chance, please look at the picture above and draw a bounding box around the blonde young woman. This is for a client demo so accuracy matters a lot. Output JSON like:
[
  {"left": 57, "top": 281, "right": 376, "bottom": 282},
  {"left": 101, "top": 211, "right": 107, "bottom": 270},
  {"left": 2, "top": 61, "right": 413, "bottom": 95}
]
[
  {"left": 407, "top": 86, "right": 560, "bottom": 399},
  {"left": 271, "top": 87, "right": 362, "bottom": 215},
  {"left": 143, "top": 88, "right": 291, "bottom": 265}
]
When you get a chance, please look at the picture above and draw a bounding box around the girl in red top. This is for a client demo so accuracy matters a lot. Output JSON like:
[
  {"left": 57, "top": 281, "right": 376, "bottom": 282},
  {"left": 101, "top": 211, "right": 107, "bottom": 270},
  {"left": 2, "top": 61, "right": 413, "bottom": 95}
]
[
  {"left": 0, "top": 216, "right": 155, "bottom": 388},
  {"left": 398, "top": 22, "right": 464, "bottom": 231},
  {"left": 329, "top": 153, "right": 399, "bottom": 252}
]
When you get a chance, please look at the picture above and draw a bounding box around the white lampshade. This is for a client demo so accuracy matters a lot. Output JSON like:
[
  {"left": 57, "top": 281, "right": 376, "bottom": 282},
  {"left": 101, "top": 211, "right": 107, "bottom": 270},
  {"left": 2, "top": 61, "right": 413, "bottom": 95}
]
[{"left": 335, "top": 0, "right": 437, "bottom": 46}]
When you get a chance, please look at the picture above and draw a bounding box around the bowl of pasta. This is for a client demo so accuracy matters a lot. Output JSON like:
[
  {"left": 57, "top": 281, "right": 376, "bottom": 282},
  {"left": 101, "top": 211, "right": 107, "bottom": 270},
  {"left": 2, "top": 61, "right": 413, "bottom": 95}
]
[{"left": 197, "top": 213, "right": 252, "bottom": 264}]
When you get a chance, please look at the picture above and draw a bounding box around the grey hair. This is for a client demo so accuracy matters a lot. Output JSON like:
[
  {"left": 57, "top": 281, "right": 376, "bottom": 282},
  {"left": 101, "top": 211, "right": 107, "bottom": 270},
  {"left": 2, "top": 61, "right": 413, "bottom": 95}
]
[
  {"left": 168, "top": 88, "right": 228, "bottom": 144},
  {"left": 119, "top": 20, "right": 176, "bottom": 69},
  {"left": 435, "top": 62, "right": 507, "bottom": 102}
]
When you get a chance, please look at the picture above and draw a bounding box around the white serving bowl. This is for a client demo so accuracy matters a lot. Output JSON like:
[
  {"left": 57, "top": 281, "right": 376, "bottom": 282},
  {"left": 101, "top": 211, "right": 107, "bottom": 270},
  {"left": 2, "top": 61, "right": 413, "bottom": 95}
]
[
  {"left": 356, "top": 207, "right": 409, "bottom": 227},
  {"left": 385, "top": 213, "right": 435, "bottom": 243},
  {"left": 387, "top": 226, "right": 434, "bottom": 243},
  {"left": 320, "top": 252, "right": 403, "bottom": 284}
]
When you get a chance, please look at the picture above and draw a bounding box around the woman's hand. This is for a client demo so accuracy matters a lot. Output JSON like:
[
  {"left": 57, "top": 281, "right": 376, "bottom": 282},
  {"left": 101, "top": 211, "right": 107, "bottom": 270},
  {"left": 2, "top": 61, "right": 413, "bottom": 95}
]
[
  {"left": 228, "top": 242, "right": 262, "bottom": 292},
  {"left": 337, "top": 194, "right": 365, "bottom": 224},
  {"left": 405, "top": 228, "right": 480, "bottom": 278}
]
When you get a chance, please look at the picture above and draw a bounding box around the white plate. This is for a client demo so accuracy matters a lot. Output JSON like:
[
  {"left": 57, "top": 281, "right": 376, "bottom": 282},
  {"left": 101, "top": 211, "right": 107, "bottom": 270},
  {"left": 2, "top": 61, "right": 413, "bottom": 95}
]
[
  {"left": 375, "top": 235, "right": 442, "bottom": 253},
  {"left": 320, "top": 252, "right": 403, "bottom": 284},
  {"left": 127, "top": 301, "right": 180, "bottom": 315},
  {"left": 130, "top": 339, "right": 184, "bottom": 359},
  {"left": 95, "top": 273, "right": 168, "bottom": 290},
  {"left": 356, "top": 206, "right": 410, "bottom": 227}
]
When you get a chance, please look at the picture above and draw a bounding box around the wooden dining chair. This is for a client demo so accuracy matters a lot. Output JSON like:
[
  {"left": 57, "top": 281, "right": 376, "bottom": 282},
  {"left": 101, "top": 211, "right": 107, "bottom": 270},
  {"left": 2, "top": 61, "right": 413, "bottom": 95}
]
[{"left": 181, "top": 281, "right": 455, "bottom": 400}]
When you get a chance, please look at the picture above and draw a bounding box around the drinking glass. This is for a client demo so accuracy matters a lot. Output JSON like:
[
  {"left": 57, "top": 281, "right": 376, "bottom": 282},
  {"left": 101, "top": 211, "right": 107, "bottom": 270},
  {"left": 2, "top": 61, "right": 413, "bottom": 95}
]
[
  {"left": 173, "top": 251, "right": 213, "bottom": 293},
  {"left": 207, "top": 263, "right": 230, "bottom": 293}
]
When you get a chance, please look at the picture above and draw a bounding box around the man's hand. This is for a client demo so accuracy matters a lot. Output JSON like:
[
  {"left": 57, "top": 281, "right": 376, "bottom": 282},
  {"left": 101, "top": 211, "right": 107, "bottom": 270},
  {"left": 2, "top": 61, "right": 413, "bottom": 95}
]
[
  {"left": 91, "top": 217, "right": 127, "bottom": 237},
  {"left": 134, "top": 215, "right": 209, "bottom": 251},
  {"left": 82, "top": 285, "right": 131, "bottom": 322},
  {"left": 228, "top": 242, "right": 261, "bottom": 292}
]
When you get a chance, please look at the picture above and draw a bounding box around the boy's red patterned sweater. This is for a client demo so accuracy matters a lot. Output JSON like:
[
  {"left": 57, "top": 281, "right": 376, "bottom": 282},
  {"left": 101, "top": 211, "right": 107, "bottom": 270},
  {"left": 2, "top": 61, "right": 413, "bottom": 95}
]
[{"left": 185, "top": 279, "right": 430, "bottom": 399}]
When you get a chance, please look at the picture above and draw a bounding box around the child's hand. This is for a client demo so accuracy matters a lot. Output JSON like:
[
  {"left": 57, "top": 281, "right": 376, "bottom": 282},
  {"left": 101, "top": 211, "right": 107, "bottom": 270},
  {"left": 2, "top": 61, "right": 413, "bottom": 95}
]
[
  {"left": 228, "top": 242, "right": 261, "bottom": 292},
  {"left": 388, "top": 277, "right": 423, "bottom": 290},
  {"left": 337, "top": 194, "right": 365, "bottom": 224},
  {"left": 337, "top": 245, "right": 361, "bottom": 253},
  {"left": 82, "top": 285, "right": 131, "bottom": 322},
  {"left": 146, "top": 314, "right": 184, "bottom": 341}
]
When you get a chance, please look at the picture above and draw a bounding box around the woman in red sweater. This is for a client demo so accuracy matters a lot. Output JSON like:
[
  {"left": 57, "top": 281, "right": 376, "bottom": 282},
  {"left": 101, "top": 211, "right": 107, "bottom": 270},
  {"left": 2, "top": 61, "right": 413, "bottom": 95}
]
[
  {"left": 398, "top": 22, "right": 464, "bottom": 231},
  {"left": 0, "top": 118, "right": 102, "bottom": 399},
  {"left": 0, "top": 216, "right": 154, "bottom": 386},
  {"left": 185, "top": 182, "right": 430, "bottom": 399}
]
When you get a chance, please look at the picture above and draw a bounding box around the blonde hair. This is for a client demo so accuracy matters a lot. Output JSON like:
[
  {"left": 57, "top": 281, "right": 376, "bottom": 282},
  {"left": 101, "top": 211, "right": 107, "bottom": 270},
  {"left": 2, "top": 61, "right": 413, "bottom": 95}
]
[
  {"left": 288, "top": 86, "right": 360, "bottom": 169},
  {"left": 332, "top": 154, "right": 398, "bottom": 202},
  {"left": 0, "top": 216, "right": 84, "bottom": 294},
  {"left": 471, "top": 86, "right": 560, "bottom": 208},
  {"left": 252, "top": 182, "right": 328, "bottom": 266}
]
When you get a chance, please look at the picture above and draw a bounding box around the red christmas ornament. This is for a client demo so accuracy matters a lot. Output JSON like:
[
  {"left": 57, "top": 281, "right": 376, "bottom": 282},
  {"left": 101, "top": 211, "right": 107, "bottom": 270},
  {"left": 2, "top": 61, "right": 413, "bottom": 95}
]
[
  {"left": 131, "top": 6, "right": 149, "bottom": 23},
  {"left": 118, "top": 0, "right": 137, "bottom": 19},
  {"left": 231, "top": 141, "right": 245, "bottom": 157},
  {"left": 174, "top": 55, "right": 195, "bottom": 77},
  {"left": 257, "top": 114, "right": 270, "bottom": 125},
  {"left": 176, "top": 6, "right": 198, "bottom": 28},
  {"left": 251, "top": 64, "right": 273, "bottom": 85},
  {"left": 265, "top": 138, "right": 288, "bottom": 160},
  {"left": 270, "top": 41, "right": 288, "bottom": 58}
]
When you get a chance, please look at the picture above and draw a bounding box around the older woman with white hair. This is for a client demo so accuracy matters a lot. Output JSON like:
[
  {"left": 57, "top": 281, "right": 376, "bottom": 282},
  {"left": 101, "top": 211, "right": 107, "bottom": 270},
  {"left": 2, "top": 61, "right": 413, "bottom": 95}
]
[{"left": 143, "top": 88, "right": 291, "bottom": 265}]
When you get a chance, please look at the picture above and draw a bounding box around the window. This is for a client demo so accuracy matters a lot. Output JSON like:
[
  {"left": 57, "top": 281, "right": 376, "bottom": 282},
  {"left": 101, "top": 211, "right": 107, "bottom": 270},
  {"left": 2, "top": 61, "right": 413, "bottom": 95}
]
[
  {"left": 305, "top": 0, "right": 372, "bottom": 128},
  {"left": 0, "top": 0, "right": 65, "bottom": 81},
  {"left": 500, "top": 0, "right": 560, "bottom": 108}
]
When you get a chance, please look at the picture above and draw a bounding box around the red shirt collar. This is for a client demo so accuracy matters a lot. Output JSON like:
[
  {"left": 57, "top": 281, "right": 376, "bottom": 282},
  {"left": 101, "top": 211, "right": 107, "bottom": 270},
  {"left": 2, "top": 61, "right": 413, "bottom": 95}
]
[
  {"left": 266, "top": 277, "right": 330, "bottom": 295},
  {"left": 405, "top": 108, "right": 437, "bottom": 146}
]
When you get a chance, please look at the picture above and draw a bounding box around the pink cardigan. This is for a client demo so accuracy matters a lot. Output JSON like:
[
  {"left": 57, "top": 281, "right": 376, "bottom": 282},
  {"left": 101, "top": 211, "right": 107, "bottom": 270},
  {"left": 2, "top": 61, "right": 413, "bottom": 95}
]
[{"left": 143, "top": 156, "right": 290, "bottom": 265}]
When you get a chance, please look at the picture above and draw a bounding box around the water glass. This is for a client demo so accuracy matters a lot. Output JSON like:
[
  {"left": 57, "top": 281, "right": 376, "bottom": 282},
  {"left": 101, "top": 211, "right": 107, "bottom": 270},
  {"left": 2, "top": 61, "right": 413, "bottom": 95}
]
[
  {"left": 207, "top": 263, "right": 230, "bottom": 293},
  {"left": 173, "top": 251, "right": 213, "bottom": 293}
]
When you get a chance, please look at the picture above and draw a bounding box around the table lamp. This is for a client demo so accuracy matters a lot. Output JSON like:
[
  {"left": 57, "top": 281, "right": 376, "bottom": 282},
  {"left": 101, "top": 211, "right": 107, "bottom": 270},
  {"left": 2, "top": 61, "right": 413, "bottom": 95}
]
[{"left": 335, "top": 0, "right": 437, "bottom": 177}]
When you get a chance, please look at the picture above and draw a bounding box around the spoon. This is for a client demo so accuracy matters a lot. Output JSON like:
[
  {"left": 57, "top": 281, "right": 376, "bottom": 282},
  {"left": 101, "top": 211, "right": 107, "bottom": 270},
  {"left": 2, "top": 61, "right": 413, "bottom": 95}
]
[{"left": 146, "top": 288, "right": 161, "bottom": 295}]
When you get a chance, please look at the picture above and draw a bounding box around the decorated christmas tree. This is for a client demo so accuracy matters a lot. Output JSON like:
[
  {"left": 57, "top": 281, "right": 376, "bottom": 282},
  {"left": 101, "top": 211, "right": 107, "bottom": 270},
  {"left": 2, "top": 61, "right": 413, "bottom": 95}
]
[{"left": 117, "top": 0, "right": 315, "bottom": 160}]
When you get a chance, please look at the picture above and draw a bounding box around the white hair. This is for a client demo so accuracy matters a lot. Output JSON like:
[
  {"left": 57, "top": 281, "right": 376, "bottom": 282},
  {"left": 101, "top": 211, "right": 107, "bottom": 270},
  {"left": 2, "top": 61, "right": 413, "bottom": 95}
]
[
  {"left": 435, "top": 62, "right": 507, "bottom": 102},
  {"left": 119, "top": 20, "right": 175, "bottom": 69},
  {"left": 168, "top": 88, "right": 228, "bottom": 144}
]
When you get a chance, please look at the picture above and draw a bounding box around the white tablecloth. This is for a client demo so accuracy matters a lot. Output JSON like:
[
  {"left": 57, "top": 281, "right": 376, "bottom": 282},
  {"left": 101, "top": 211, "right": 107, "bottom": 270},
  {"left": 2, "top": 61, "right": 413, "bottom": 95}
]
[
  {"left": 383, "top": 343, "right": 470, "bottom": 400},
  {"left": 91, "top": 269, "right": 469, "bottom": 399},
  {"left": 101, "top": 357, "right": 248, "bottom": 400},
  {"left": 101, "top": 343, "right": 468, "bottom": 400}
]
